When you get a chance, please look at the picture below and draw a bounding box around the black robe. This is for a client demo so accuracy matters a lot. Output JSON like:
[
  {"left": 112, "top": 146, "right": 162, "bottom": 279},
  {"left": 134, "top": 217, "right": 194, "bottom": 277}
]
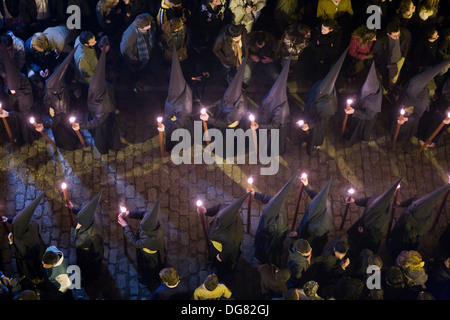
[
  {"left": 3, "top": 75, "right": 40, "bottom": 146},
  {"left": 70, "top": 207, "right": 104, "bottom": 283},
  {"left": 80, "top": 84, "right": 123, "bottom": 154},
  {"left": 7, "top": 218, "right": 46, "bottom": 281},
  {"left": 253, "top": 192, "right": 288, "bottom": 267},
  {"left": 123, "top": 210, "right": 166, "bottom": 283}
]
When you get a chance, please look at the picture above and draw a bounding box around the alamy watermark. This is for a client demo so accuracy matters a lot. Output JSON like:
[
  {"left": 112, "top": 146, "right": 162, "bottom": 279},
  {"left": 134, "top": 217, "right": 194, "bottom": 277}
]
[
  {"left": 366, "top": 265, "right": 381, "bottom": 290},
  {"left": 170, "top": 121, "right": 280, "bottom": 176},
  {"left": 68, "top": 265, "right": 81, "bottom": 290},
  {"left": 366, "top": 5, "right": 382, "bottom": 30}
]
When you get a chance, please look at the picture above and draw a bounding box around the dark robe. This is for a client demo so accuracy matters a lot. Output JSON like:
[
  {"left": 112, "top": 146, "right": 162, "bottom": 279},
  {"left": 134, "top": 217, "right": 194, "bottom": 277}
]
[
  {"left": 3, "top": 75, "right": 40, "bottom": 146},
  {"left": 80, "top": 83, "right": 123, "bottom": 154},
  {"left": 7, "top": 218, "right": 46, "bottom": 281},
  {"left": 70, "top": 207, "right": 104, "bottom": 283},
  {"left": 253, "top": 192, "right": 288, "bottom": 267},
  {"left": 123, "top": 210, "right": 166, "bottom": 284}
]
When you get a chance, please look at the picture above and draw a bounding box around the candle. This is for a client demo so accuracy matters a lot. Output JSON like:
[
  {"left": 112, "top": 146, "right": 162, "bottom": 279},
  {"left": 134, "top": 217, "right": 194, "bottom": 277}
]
[
  {"left": 397, "top": 184, "right": 401, "bottom": 189},
  {"left": 157, "top": 117, "right": 163, "bottom": 128},
  {"left": 120, "top": 206, "right": 127, "bottom": 214},
  {"left": 201, "top": 108, "right": 207, "bottom": 116},
  {"left": 61, "top": 182, "right": 70, "bottom": 205},
  {"left": 247, "top": 177, "right": 253, "bottom": 189},
  {"left": 249, "top": 114, "right": 255, "bottom": 125},
  {"left": 297, "top": 120, "right": 304, "bottom": 127},
  {"left": 301, "top": 173, "right": 307, "bottom": 179},
  {"left": 29, "top": 117, "right": 39, "bottom": 128},
  {"left": 399, "top": 109, "right": 405, "bottom": 120},
  {"left": 69, "top": 116, "right": 76, "bottom": 124},
  {"left": 348, "top": 188, "right": 355, "bottom": 195},
  {"left": 346, "top": 99, "right": 353, "bottom": 105},
  {"left": 196, "top": 200, "right": 203, "bottom": 207},
  {"left": 447, "top": 112, "right": 450, "bottom": 119},
  {"left": 0, "top": 103, "right": 3, "bottom": 114}
]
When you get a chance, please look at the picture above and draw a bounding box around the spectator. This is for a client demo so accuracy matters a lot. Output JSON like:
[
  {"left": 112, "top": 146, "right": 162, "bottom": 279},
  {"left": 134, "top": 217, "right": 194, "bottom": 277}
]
[
  {"left": 277, "top": 23, "right": 311, "bottom": 72},
  {"left": 257, "top": 264, "right": 290, "bottom": 299},
  {"left": 286, "top": 239, "right": 312, "bottom": 289},
  {"left": 41, "top": 246, "right": 72, "bottom": 299},
  {"left": 345, "top": 25, "right": 377, "bottom": 83},
  {"left": 298, "top": 280, "right": 324, "bottom": 300},
  {"left": 149, "top": 267, "right": 191, "bottom": 300},
  {"left": 229, "top": 0, "right": 266, "bottom": 33},
  {"left": 193, "top": 273, "right": 233, "bottom": 300}
]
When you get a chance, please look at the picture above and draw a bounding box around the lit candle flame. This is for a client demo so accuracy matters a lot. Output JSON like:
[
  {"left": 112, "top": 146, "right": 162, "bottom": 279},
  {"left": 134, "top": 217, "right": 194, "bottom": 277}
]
[
  {"left": 447, "top": 112, "right": 450, "bottom": 119},
  {"left": 120, "top": 206, "right": 127, "bottom": 213},
  {"left": 247, "top": 177, "right": 253, "bottom": 185},
  {"left": 348, "top": 188, "right": 355, "bottom": 195},
  {"left": 157, "top": 117, "right": 163, "bottom": 123},
  {"left": 347, "top": 99, "right": 353, "bottom": 105},
  {"left": 249, "top": 114, "right": 255, "bottom": 122},
  {"left": 301, "top": 173, "right": 307, "bottom": 179},
  {"left": 297, "top": 120, "right": 304, "bottom": 127},
  {"left": 397, "top": 184, "right": 401, "bottom": 189},
  {"left": 29, "top": 117, "right": 35, "bottom": 124},
  {"left": 196, "top": 200, "right": 203, "bottom": 207},
  {"left": 201, "top": 108, "right": 207, "bottom": 115},
  {"left": 69, "top": 116, "right": 76, "bottom": 123},
  {"left": 400, "top": 109, "right": 405, "bottom": 115},
  {"left": 61, "top": 182, "right": 67, "bottom": 190}
]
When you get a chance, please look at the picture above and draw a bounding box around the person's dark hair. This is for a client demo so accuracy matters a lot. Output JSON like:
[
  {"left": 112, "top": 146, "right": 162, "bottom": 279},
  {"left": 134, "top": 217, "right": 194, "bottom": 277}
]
[
  {"left": 204, "top": 274, "right": 219, "bottom": 291},
  {"left": 386, "top": 22, "right": 401, "bottom": 35},
  {"left": 322, "top": 19, "right": 339, "bottom": 31},
  {"left": 134, "top": 13, "right": 153, "bottom": 29},
  {"left": 228, "top": 24, "right": 244, "bottom": 38},
  {"left": 333, "top": 240, "right": 349, "bottom": 255},
  {"left": 425, "top": 25, "right": 438, "bottom": 39},
  {"left": 386, "top": 266, "right": 406, "bottom": 288},
  {"left": 159, "top": 267, "right": 180, "bottom": 286},
  {"left": 79, "top": 31, "right": 95, "bottom": 45},
  {"left": 368, "top": 254, "right": 383, "bottom": 269},
  {"left": 19, "top": 290, "right": 40, "bottom": 300},
  {"left": 253, "top": 31, "right": 266, "bottom": 46},
  {"left": 298, "top": 24, "right": 311, "bottom": 37},
  {"left": 0, "top": 34, "right": 12, "bottom": 48},
  {"left": 303, "top": 281, "right": 319, "bottom": 297},
  {"left": 370, "top": 288, "right": 384, "bottom": 300},
  {"left": 340, "top": 278, "right": 365, "bottom": 300},
  {"left": 42, "top": 251, "right": 59, "bottom": 266}
]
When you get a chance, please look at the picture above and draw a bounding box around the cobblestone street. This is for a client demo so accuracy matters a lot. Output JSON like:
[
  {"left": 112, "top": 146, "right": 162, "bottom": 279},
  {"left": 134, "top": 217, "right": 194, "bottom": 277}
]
[{"left": 0, "top": 53, "right": 449, "bottom": 301}]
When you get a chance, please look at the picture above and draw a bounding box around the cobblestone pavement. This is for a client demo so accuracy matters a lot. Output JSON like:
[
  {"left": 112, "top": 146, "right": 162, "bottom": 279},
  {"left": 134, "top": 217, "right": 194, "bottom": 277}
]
[{"left": 0, "top": 53, "right": 449, "bottom": 300}]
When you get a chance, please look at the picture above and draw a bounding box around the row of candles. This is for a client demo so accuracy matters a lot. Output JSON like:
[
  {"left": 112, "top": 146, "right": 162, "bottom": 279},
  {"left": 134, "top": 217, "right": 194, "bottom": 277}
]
[{"left": 46, "top": 169, "right": 450, "bottom": 256}]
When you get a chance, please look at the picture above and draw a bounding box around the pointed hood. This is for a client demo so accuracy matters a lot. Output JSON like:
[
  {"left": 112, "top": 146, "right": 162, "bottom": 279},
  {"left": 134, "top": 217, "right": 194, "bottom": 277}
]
[
  {"left": 1, "top": 43, "right": 21, "bottom": 91},
  {"left": 257, "top": 172, "right": 297, "bottom": 235},
  {"left": 140, "top": 198, "right": 162, "bottom": 233},
  {"left": 260, "top": 55, "right": 291, "bottom": 124},
  {"left": 76, "top": 190, "right": 102, "bottom": 229},
  {"left": 403, "top": 183, "right": 450, "bottom": 235},
  {"left": 305, "top": 48, "right": 348, "bottom": 117},
  {"left": 298, "top": 178, "right": 333, "bottom": 237},
  {"left": 12, "top": 187, "right": 50, "bottom": 236},
  {"left": 400, "top": 60, "right": 450, "bottom": 117},
  {"left": 165, "top": 46, "right": 193, "bottom": 119},
  {"left": 87, "top": 46, "right": 107, "bottom": 108},
  {"left": 357, "top": 61, "right": 383, "bottom": 114},
  {"left": 363, "top": 177, "right": 402, "bottom": 229},
  {"left": 208, "top": 192, "right": 249, "bottom": 245},
  {"left": 219, "top": 56, "right": 249, "bottom": 123},
  {"left": 45, "top": 45, "right": 78, "bottom": 94}
]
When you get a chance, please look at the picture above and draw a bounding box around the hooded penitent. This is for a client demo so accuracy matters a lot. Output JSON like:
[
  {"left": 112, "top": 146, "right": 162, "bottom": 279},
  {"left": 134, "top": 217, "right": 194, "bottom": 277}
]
[
  {"left": 165, "top": 46, "right": 193, "bottom": 120},
  {"left": 260, "top": 55, "right": 291, "bottom": 126},
  {"left": 12, "top": 187, "right": 49, "bottom": 238},
  {"left": 397, "top": 59, "right": 450, "bottom": 119},
  {"left": 297, "top": 178, "right": 333, "bottom": 238},
  {"left": 357, "top": 61, "right": 383, "bottom": 116},
  {"left": 2, "top": 43, "right": 21, "bottom": 92},
  {"left": 390, "top": 182, "right": 450, "bottom": 249},
  {"left": 253, "top": 172, "right": 297, "bottom": 265},
  {"left": 347, "top": 177, "right": 402, "bottom": 255},
  {"left": 140, "top": 198, "right": 162, "bottom": 234},
  {"left": 87, "top": 46, "right": 114, "bottom": 115},
  {"left": 208, "top": 192, "right": 249, "bottom": 252},
  {"left": 43, "top": 45, "right": 78, "bottom": 114},
  {"left": 218, "top": 55, "right": 249, "bottom": 125},
  {"left": 305, "top": 47, "right": 348, "bottom": 118},
  {"left": 75, "top": 190, "right": 102, "bottom": 231}
]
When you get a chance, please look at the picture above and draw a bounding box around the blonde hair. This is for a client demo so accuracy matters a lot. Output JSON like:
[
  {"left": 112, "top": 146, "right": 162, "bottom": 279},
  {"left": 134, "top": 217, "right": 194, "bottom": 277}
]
[
  {"left": 97, "top": 0, "right": 119, "bottom": 14},
  {"left": 396, "top": 250, "right": 425, "bottom": 270},
  {"left": 31, "top": 33, "right": 49, "bottom": 51}
]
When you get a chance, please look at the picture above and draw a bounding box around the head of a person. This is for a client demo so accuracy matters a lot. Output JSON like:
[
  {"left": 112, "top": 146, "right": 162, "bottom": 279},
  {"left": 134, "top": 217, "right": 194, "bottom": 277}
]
[
  {"left": 31, "top": 33, "right": 50, "bottom": 52},
  {"left": 368, "top": 254, "right": 383, "bottom": 269},
  {"left": 253, "top": 31, "right": 266, "bottom": 48},
  {"left": 386, "top": 22, "right": 401, "bottom": 40},
  {"left": 386, "top": 266, "right": 406, "bottom": 288},
  {"left": 303, "top": 280, "right": 319, "bottom": 297},
  {"left": 298, "top": 24, "right": 311, "bottom": 40},
  {"left": 419, "top": 0, "right": 439, "bottom": 10},
  {"left": 166, "top": 0, "right": 183, "bottom": 7},
  {"left": 168, "top": 17, "right": 184, "bottom": 33},
  {"left": 80, "top": 31, "right": 96, "bottom": 47},
  {"left": 397, "top": 0, "right": 416, "bottom": 17},
  {"left": 321, "top": 19, "right": 338, "bottom": 35},
  {"left": 333, "top": 240, "right": 349, "bottom": 260},
  {"left": 159, "top": 267, "right": 180, "bottom": 287},
  {"left": 274, "top": 268, "right": 291, "bottom": 284},
  {"left": 135, "top": 13, "right": 153, "bottom": 31},
  {"left": 204, "top": 274, "right": 219, "bottom": 291},
  {"left": 359, "top": 26, "right": 377, "bottom": 45},
  {"left": 426, "top": 25, "right": 439, "bottom": 42},
  {"left": 0, "top": 34, "right": 13, "bottom": 50},
  {"left": 208, "top": 0, "right": 222, "bottom": 6},
  {"left": 396, "top": 250, "right": 425, "bottom": 270},
  {"left": 19, "top": 290, "right": 40, "bottom": 300},
  {"left": 228, "top": 24, "right": 244, "bottom": 41},
  {"left": 295, "top": 239, "right": 312, "bottom": 256},
  {"left": 41, "top": 250, "right": 59, "bottom": 268}
]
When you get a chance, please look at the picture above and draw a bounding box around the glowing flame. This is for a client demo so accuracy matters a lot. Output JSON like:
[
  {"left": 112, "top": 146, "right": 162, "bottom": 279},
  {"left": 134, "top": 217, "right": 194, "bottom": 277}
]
[
  {"left": 348, "top": 188, "right": 355, "bottom": 195},
  {"left": 29, "top": 117, "right": 35, "bottom": 124},
  {"left": 249, "top": 114, "right": 255, "bottom": 122},
  {"left": 120, "top": 206, "right": 127, "bottom": 213},
  {"left": 69, "top": 116, "right": 76, "bottom": 123},
  {"left": 347, "top": 99, "right": 353, "bottom": 105},
  {"left": 297, "top": 120, "right": 304, "bottom": 127},
  {"left": 400, "top": 109, "right": 405, "bottom": 115},
  {"left": 157, "top": 117, "right": 163, "bottom": 123},
  {"left": 201, "top": 108, "right": 207, "bottom": 115},
  {"left": 397, "top": 184, "right": 401, "bottom": 189},
  {"left": 61, "top": 182, "right": 67, "bottom": 190},
  {"left": 247, "top": 177, "right": 253, "bottom": 184},
  {"left": 301, "top": 173, "right": 307, "bottom": 179},
  {"left": 196, "top": 200, "right": 203, "bottom": 207}
]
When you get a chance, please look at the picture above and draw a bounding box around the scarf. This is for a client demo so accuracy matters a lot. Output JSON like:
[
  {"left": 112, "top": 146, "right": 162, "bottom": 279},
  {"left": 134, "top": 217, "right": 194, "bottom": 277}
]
[
  {"left": 136, "top": 28, "right": 150, "bottom": 64},
  {"left": 232, "top": 39, "right": 242, "bottom": 67}
]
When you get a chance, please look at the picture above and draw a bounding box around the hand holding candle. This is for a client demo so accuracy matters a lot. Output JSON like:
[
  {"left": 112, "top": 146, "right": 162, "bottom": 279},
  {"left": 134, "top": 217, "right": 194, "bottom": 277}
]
[
  {"left": 201, "top": 109, "right": 210, "bottom": 146},
  {"left": 30, "top": 117, "right": 57, "bottom": 149},
  {"left": 61, "top": 182, "right": 76, "bottom": 227},
  {"left": 341, "top": 99, "right": 354, "bottom": 137},
  {"left": 0, "top": 103, "right": 15, "bottom": 147},
  {"left": 197, "top": 199, "right": 210, "bottom": 251},
  {"left": 69, "top": 116, "right": 86, "bottom": 147},
  {"left": 298, "top": 120, "right": 309, "bottom": 135},
  {"left": 157, "top": 117, "right": 165, "bottom": 157},
  {"left": 340, "top": 187, "right": 355, "bottom": 230},
  {"left": 391, "top": 108, "right": 407, "bottom": 150}
]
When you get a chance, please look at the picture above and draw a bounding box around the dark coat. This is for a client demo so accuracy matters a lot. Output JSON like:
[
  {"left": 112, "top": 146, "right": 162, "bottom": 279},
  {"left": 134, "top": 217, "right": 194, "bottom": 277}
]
[
  {"left": 213, "top": 25, "right": 248, "bottom": 67},
  {"left": 286, "top": 240, "right": 310, "bottom": 288}
]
